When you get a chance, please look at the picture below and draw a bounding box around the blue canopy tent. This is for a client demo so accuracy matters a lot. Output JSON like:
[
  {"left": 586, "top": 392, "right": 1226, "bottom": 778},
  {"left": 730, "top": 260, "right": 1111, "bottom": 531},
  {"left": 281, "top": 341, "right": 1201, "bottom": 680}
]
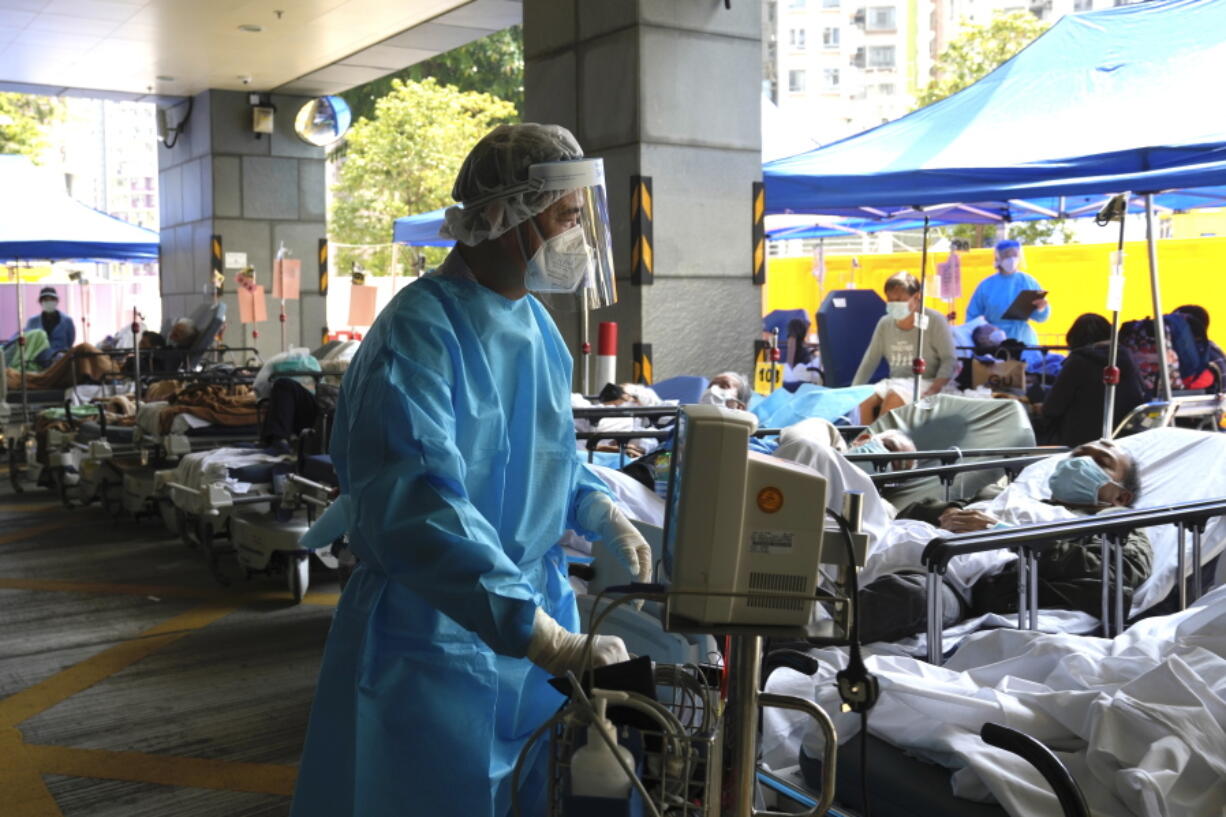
[
  {"left": 0, "top": 155, "right": 159, "bottom": 262},
  {"left": 763, "top": 0, "right": 1226, "bottom": 218},
  {"left": 391, "top": 207, "right": 453, "bottom": 248},
  {"left": 763, "top": 0, "right": 1226, "bottom": 415},
  {"left": 0, "top": 154, "right": 160, "bottom": 425}
]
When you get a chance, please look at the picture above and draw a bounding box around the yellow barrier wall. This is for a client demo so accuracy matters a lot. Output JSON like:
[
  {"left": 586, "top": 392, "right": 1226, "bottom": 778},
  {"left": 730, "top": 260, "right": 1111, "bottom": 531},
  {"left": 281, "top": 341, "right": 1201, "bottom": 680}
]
[{"left": 764, "top": 237, "right": 1226, "bottom": 349}]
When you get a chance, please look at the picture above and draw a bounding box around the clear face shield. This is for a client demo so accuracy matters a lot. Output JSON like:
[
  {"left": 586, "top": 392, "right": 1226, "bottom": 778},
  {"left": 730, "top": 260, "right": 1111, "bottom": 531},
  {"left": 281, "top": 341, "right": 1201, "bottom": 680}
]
[{"left": 515, "top": 159, "right": 617, "bottom": 311}]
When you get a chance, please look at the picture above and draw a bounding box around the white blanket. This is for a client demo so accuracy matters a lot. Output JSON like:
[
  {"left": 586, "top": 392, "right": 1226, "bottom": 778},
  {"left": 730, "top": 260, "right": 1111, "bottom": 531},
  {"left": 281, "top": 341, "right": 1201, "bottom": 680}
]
[
  {"left": 763, "top": 583, "right": 1226, "bottom": 817},
  {"left": 172, "top": 447, "right": 291, "bottom": 494},
  {"left": 135, "top": 401, "right": 211, "bottom": 437}
]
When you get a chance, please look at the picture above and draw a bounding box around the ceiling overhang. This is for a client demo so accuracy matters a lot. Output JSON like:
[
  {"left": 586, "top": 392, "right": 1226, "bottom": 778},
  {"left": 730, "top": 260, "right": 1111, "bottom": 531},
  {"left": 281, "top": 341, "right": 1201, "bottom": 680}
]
[{"left": 0, "top": 0, "right": 521, "bottom": 105}]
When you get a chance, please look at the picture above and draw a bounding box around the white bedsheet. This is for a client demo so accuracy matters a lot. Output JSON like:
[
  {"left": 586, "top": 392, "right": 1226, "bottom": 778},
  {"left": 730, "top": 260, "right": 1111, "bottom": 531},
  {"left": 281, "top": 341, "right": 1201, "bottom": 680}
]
[
  {"left": 763, "top": 583, "right": 1226, "bottom": 817},
  {"left": 173, "top": 447, "right": 291, "bottom": 494},
  {"left": 135, "top": 401, "right": 211, "bottom": 437}
]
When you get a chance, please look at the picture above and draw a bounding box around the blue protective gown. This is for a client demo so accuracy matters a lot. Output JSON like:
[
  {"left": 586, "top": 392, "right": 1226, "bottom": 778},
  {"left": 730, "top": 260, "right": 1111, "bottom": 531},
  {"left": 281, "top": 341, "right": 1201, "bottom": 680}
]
[
  {"left": 965, "top": 270, "right": 1050, "bottom": 348},
  {"left": 291, "top": 251, "right": 610, "bottom": 817},
  {"left": 20, "top": 311, "right": 75, "bottom": 367}
]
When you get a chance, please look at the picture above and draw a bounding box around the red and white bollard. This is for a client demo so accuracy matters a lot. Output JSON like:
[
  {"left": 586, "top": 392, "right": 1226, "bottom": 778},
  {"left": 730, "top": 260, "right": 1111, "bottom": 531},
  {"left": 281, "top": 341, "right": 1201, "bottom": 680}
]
[{"left": 595, "top": 322, "right": 617, "bottom": 391}]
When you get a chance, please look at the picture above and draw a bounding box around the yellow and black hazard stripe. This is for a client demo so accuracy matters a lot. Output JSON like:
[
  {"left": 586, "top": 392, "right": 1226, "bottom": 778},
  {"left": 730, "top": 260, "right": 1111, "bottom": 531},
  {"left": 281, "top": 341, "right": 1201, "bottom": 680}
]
[
  {"left": 633, "top": 342, "right": 653, "bottom": 385},
  {"left": 210, "top": 235, "right": 224, "bottom": 295},
  {"left": 317, "top": 238, "right": 329, "bottom": 296},
  {"left": 752, "top": 181, "right": 766, "bottom": 285},
  {"left": 631, "top": 175, "right": 653, "bottom": 285}
]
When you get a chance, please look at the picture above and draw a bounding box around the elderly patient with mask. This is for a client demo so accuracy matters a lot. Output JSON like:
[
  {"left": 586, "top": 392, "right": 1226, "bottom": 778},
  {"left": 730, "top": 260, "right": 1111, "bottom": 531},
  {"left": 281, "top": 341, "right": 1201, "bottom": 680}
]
[{"left": 850, "top": 439, "right": 1150, "bottom": 643}]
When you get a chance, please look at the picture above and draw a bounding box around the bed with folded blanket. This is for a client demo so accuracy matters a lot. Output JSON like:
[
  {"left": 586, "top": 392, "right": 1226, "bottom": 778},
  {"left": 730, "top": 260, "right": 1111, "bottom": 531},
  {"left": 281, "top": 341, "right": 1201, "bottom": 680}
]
[{"left": 135, "top": 384, "right": 261, "bottom": 440}]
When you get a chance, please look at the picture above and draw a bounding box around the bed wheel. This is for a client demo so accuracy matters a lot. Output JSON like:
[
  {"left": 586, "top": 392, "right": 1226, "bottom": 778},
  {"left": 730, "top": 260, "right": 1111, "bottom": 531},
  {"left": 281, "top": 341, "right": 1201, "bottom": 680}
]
[
  {"left": 53, "top": 468, "right": 72, "bottom": 508},
  {"left": 200, "top": 518, "right": 230, "bottom": 586},
  {"left": 288, "top": 554, "right": 309, "bottom": 603},
  {"left": 99, "top": 479, "right": 116, "bottom": 518},
  {"left": 8, "top": 445, "right": 23, "bottom": 494}
]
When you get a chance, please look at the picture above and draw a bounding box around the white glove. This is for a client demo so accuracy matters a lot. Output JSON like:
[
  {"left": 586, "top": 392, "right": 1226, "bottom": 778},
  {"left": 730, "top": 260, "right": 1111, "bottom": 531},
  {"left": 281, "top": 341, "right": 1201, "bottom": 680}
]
[
  {"left": 578, "top": 492, "right": 653, "bottom": 584},
  {"left": 525, "top": 607, "right": 629, "bottom": 677}
]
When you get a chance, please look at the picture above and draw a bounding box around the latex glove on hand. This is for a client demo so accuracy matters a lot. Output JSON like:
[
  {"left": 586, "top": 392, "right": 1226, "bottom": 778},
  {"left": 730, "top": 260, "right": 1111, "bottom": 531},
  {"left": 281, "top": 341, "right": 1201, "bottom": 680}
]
[
  {"left": 525, "top": 607, "right": 629, "bottom": 678},
  {"left": 579, "top": 492, "right": 653, "bottom": 584}
]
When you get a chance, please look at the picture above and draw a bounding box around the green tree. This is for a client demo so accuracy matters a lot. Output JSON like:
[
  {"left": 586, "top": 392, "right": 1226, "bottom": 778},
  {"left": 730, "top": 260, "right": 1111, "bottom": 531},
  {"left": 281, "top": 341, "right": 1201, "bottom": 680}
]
[
  {"left": 329, "top": 78, "right": 517, "bottom": 276},
  {"left": 916, "top": 11, "right": 1047, "bottom": 108},
  {"left": 343, "top": 26, "right": 523, "bottom": 124},
  {"left": 918, "top": 12, "right": 1070, "bottom": 245},
  {"left": 0, "top": 93, "right": 63, "bottom": 160}
]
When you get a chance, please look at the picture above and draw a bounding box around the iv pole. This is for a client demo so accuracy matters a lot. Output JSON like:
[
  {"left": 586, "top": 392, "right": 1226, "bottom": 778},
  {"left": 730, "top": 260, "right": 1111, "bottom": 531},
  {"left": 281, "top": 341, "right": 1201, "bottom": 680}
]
[{"left": 911, "top": 212, "right": 931, "bottom": 402}]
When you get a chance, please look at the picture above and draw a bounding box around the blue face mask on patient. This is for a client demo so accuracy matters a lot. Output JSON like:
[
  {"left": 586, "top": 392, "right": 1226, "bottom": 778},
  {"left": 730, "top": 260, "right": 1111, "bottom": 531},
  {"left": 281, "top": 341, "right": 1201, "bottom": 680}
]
[
  {"left": 1049, "top": 456, "right": 1115, "bottom": 506},
  {"left": 849, "top": 438, "right": 890, "bottom": 473}
]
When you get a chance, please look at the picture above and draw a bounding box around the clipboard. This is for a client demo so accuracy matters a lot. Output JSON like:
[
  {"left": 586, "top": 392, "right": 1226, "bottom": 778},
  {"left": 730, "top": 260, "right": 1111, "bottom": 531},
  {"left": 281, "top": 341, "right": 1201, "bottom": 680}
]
[{"left": 1000, "top": 289, "right": 1047, "bottom": 321}]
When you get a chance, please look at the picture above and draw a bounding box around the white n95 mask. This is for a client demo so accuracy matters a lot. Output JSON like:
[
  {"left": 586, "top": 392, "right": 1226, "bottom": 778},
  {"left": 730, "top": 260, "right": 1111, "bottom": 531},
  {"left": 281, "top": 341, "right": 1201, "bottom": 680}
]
[
  {"left": 700, "top": 385, "right": 739, "bottom": 408},
  {"left": 885, "top": 301, "right": 912, "bottom": 320},
  {"left": 524, "top": 224, "right": 592, "bottom": 294},
  {"left": 999, "top": 257, "right": 1019, "bottom": 274}
]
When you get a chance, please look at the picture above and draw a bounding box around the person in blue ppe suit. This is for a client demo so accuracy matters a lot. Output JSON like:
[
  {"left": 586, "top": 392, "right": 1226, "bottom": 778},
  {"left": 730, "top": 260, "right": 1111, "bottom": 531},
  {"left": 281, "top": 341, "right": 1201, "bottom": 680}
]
[
  {"left": 290, "top": 123, "right": 653, "bottom": 817},
  {"left": 966, "top": 239, "right": 1050, "bottom": 363},
  {"left": 13, "top": 286, "right": 76, "bottom": 367}
]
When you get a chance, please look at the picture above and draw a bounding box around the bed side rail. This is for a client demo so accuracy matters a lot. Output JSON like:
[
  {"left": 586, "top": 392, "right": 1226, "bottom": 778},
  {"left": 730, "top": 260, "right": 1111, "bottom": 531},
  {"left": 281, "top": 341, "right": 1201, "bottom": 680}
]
[{"left": 920, "top": 498, "right": 1226, "bottom": 662}]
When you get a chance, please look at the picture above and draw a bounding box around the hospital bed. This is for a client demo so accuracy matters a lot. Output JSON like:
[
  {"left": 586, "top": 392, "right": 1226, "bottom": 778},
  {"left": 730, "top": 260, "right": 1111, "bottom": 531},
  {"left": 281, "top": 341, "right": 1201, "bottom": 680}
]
[
  {"left": 758, "top": 430, "right": 1226, "bottom": 817},
  {"left": 867, "top": 394, "right": 1036, "bottom": 507},
  {"left": 163, "top": 371, "right": 339, "bottom": 598},
  {"left": 767, "top": 499, "right": 1226, "bottom": 817},
  {"left": 919, "top": 496, "right": 1226, "bottom": 662}
]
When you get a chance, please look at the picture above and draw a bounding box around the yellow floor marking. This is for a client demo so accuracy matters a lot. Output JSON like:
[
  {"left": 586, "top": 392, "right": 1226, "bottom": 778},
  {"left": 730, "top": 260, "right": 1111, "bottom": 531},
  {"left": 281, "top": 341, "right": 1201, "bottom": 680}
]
[
  {"left": 0, "top": 728, "right": 63, "bottom": 817},
  {"left": 0, "top": 577, "right": 340, "bottom": 608},
  {"left": 25, "top": 744, "right": 296, "bottom": 797},
  {"left": 0, "top": 503, "right": 59, "bottom": 513},
  {"left": 0, "top": 521, "right": 71, "bottom": 547},
  {"left": 0, "top": 578, "right": 223, "bottom": 600},
  {"left": 0, "top": 602, "right": 239, "bottom": 729}
]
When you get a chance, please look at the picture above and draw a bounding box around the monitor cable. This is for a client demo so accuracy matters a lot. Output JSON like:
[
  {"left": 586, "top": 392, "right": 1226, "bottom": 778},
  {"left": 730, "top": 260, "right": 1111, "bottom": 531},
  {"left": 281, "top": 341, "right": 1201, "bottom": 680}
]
[{"left": 827, "top": 507, "right": 879, "bottom": 817}]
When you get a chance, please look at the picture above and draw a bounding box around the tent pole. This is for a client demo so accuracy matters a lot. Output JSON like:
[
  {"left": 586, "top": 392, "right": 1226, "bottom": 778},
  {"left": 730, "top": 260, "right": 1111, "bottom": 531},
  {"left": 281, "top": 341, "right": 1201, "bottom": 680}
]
[
  {"left": 1144, "top": 193, "right": 1172, "bottom": 403},
  {"left": 912, "top": 213, "right": 930, "bottom": 402},
  {"left": 17, "top": 262, "right": 29, "bottom": 426},
  {"left": 1103, "top": 193, "right": 1128, "bottom": 439}
]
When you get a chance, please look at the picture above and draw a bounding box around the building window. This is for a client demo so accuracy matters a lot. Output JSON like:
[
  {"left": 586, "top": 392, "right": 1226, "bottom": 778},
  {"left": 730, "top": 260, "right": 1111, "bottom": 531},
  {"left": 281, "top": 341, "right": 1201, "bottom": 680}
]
[
  {"left": 144, "top": 194, "right": 155, "bottom": 208},
  {"left": 788, "top": 69, "right": 807, "bottom": 92},
  {"left": 1074, "top": 0, "right": 1092, "bottom": 9},
  {"left": 787, "top": 0, "right": 807, "bottom": 7},
  {"left": 822, "top": 27, "right": 840, "bottom": 47},
  {"left": 789, "top": 27, "right": 807, "bottom": 48},
  {"left": 867, "top": 45, "right": 896, "bottom": 68},
  {"left": 824, "top": 68, "right": 840, "bottom": 88},
  {"left": 867, "top": 6, "right": 896, "bottom": 30},
  {"left": 822, "top": 0, "right": 839, "bottom": 7},
  {"left": 877, "top": 83, "right": 895, "bottom": 95},
  {"left": 145, "top": 176, "right": 154, "bottom": 190}
]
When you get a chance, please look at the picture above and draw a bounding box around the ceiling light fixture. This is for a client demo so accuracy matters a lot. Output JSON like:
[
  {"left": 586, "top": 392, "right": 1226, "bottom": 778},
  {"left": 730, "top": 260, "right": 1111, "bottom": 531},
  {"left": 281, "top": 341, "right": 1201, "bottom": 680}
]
[
  {"left": 238, "top": 24, "right": 263, "bottom": 33},
  {"left": 156, "top": 75, "right": 174, "bottom": 82}
]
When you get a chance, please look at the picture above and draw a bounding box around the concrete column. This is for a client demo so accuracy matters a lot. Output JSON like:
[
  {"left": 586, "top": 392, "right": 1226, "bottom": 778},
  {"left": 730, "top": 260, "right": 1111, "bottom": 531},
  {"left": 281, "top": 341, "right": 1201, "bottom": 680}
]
[
  {"left": 157, "top": 90, "right": 327, "bottom": 360},
  {"left": 524, "top": 0, "right": 763, "bottom": 386}
]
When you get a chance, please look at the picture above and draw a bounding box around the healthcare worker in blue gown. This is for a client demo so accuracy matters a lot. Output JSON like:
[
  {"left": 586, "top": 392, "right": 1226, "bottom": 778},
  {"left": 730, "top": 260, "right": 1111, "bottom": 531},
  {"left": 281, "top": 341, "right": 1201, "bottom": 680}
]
[
  {"left": 966, "top": 239, "right": 1050, "bottom": 361},
  {"left": 290, "top": 123, "right": 653, "bottom": 817}
]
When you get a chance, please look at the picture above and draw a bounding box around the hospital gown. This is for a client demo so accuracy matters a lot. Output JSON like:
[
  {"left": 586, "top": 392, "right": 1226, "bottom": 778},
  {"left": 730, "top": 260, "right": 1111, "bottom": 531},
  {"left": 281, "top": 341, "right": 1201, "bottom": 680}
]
[
  {"left": 965, "top": 270, "right": 1050, "bottom": 348},
  {"left": 291, "top": 251, "right": 612, "bottom": 817}
]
